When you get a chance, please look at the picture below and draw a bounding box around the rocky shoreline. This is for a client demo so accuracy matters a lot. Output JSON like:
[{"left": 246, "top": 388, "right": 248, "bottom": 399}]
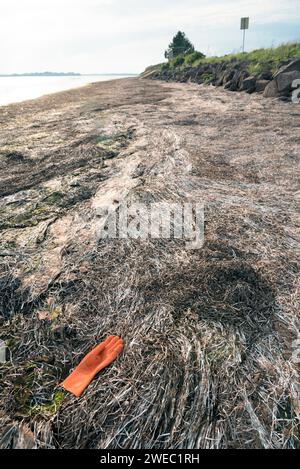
[{"left": 143, "top": 58, "right": 300, "bottom": 101}]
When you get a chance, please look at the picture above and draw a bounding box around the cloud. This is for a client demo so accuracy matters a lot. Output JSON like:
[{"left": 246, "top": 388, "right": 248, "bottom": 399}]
[{"left": 0, "top": 0, "right": 299, "bottom": 73}]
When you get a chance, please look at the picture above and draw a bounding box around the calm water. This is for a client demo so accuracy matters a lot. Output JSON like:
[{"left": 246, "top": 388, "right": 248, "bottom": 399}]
[{"left": 0, "top": 75, "right": 133, "bottom": 107}]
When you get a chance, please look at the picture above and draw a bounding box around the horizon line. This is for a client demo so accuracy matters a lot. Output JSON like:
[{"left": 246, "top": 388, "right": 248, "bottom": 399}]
[{"left": 0, "top": 72, "right": 139, "bottom": 77}]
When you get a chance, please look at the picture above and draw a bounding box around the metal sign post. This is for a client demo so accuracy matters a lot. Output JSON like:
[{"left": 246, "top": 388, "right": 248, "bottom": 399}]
[{"left": 240, "top": 17, "right": 249, "bottom": 53}]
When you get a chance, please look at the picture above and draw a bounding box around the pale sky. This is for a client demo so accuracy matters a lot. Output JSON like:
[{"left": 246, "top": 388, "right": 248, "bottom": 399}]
[{"left": 1, "top": 0, "right": 300, "bottom": 74}]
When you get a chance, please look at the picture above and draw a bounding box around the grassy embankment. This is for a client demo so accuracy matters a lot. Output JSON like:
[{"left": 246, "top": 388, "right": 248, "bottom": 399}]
[{"left": 142, "top": 42, "right": 300, "bottom": 79}]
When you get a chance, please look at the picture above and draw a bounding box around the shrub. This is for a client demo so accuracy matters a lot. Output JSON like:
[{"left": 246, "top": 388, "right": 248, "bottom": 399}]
[
  {"left": 202, "top": 72, "right": 213, "bottom": 84},
  {"left": 161, "top": 62, "right": 170, "bottom": 71},
  {"left": 171, "top": 55, "right": 185, "bottom": 67},
  {"left": 247, "top": 61, "right": 273, "bottom": 77},
  {"left": 184, "top": 51, "right": 206, "bottom": 65}
]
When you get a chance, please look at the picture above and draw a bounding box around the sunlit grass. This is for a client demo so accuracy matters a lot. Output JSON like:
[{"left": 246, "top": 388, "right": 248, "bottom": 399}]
[{"left": 164, "top": 42, "right": 300, "bottom": 75}]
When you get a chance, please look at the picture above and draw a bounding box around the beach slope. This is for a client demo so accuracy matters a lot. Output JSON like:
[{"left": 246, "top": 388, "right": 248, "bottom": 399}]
[{"left": 0, "top": 78, "right": 299, "bottom": 449}]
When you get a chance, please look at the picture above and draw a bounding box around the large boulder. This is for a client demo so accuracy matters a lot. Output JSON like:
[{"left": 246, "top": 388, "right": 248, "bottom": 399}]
[
  {"left": 215, "top": 78, "right": 224, "bottom": 86},
  {"left": 230, "top": 70, "right": 242, "bottom": 90},
  {"left": 263, "top": 80, "right": 279, "bottom": 98},
  {"left": 260, "top": 70, "right": 273, "bottom": 81},
  {"left": 237, "top": 70, "right": 250, "bottom": 88},
  {"left": 224, "top": 80, "right": 236, "bottom": 91},
  {"left": 239, "top": 76, "right": 256, "bottom": 93},
  {"left": 222, "top": 70, "right": 235, "bottom": 85},
  {"left": 273, "top": 59, "right": 300, "bottom": 78},
  {"left": 276, "top": 70, "right": 300, "bottom": 93},
  {"left": 263, "top": 68, "right": 300, "bottom": 98},
  {"left": 256, "top": 80, "right": 270, "bottom": 93},
  {"left": 224, "top": 70, "right": 247, "bottom": 91}
]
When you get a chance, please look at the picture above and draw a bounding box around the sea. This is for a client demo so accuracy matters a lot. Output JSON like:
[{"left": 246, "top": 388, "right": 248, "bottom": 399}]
[{"left": 0, "top": 75, "right": 134, "bottom": 107}]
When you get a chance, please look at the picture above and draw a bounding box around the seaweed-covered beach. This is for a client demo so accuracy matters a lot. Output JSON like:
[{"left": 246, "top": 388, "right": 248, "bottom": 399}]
[{"left": 0, "top": 77, "right": 299, "bottom": 448}]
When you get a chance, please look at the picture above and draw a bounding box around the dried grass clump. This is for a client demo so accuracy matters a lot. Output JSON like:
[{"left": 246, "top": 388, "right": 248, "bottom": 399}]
[{"left": 1, "top": 236, "right": 299, "bottom": 449}]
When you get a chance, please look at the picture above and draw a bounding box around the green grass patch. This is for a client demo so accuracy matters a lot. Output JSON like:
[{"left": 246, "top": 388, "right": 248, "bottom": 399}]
[
  {"left": 155, "top": 42, "right": 300, "bottom": 77},
  {"left": 29, "top": 390, "right": 65, "bottom": 417},
  {"left": 195, "top": 42, "right": 300, "bottom": 68},
  {"left": 201, "top": 72, "right": 214, "bottom": 84}
]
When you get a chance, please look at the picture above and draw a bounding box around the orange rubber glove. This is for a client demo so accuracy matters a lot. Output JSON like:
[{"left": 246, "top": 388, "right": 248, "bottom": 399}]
[{"left": 61, "top": 335, "right": 123, "bottom": 397}]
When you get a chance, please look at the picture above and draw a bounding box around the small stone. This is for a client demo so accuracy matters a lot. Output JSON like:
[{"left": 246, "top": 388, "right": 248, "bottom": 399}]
[
  {"left": 79, "top": 264, "right": 88, "bottom": 274},
  {"left": 37, "top": 310, "right": 50, "bottom": 321},
  {"left": 46, "top": 297, "right": 55, "bottom": 306},
  {"left": 131, "top": 164, "right": 145, "bottom": 179}
]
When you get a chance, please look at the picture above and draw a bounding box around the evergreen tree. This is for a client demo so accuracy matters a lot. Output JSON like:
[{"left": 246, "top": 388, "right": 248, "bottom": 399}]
[{"left": 165, "top": 31, "right": 195, "bottom": 59}]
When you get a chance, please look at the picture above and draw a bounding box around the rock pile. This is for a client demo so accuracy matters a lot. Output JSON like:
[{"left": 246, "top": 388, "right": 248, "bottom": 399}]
[
  {"left": 144, "top": 58, "right": 300, "bottom": 101},
  {"left": 263, "top": 59, "right": 300, "bottom": 98}
]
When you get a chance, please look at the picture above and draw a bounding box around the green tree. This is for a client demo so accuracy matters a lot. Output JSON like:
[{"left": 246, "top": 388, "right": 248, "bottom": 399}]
[{"left": 165, "top": 31, "right": 195, "bottom": 59}]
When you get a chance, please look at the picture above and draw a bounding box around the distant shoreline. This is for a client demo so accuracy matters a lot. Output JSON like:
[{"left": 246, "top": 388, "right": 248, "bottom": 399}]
[
  {"left": 0, "top": 75, "right": 137, "bottom": 107},
  {"left": 0, "top": 72, "right": 138, "bottom": 77}
]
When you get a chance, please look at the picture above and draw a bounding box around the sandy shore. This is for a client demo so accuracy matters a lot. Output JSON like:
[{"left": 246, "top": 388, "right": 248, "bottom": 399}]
[{"left": 0, "top": 78, "right": 299, "bottom": 448}]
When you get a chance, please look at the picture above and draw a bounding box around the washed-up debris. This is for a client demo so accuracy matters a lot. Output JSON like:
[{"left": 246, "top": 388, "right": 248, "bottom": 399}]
[
  {"left": 61, "top": 336, "right": 123, "bottom": 397},
  {"left": 0, "top": 421, "right": 35, "bottom": 449}
]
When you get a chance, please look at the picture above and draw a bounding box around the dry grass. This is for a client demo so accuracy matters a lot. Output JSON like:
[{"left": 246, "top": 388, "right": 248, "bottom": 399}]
[{"left": 0, "top": 78, "right": 299, "bottom": 449}]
